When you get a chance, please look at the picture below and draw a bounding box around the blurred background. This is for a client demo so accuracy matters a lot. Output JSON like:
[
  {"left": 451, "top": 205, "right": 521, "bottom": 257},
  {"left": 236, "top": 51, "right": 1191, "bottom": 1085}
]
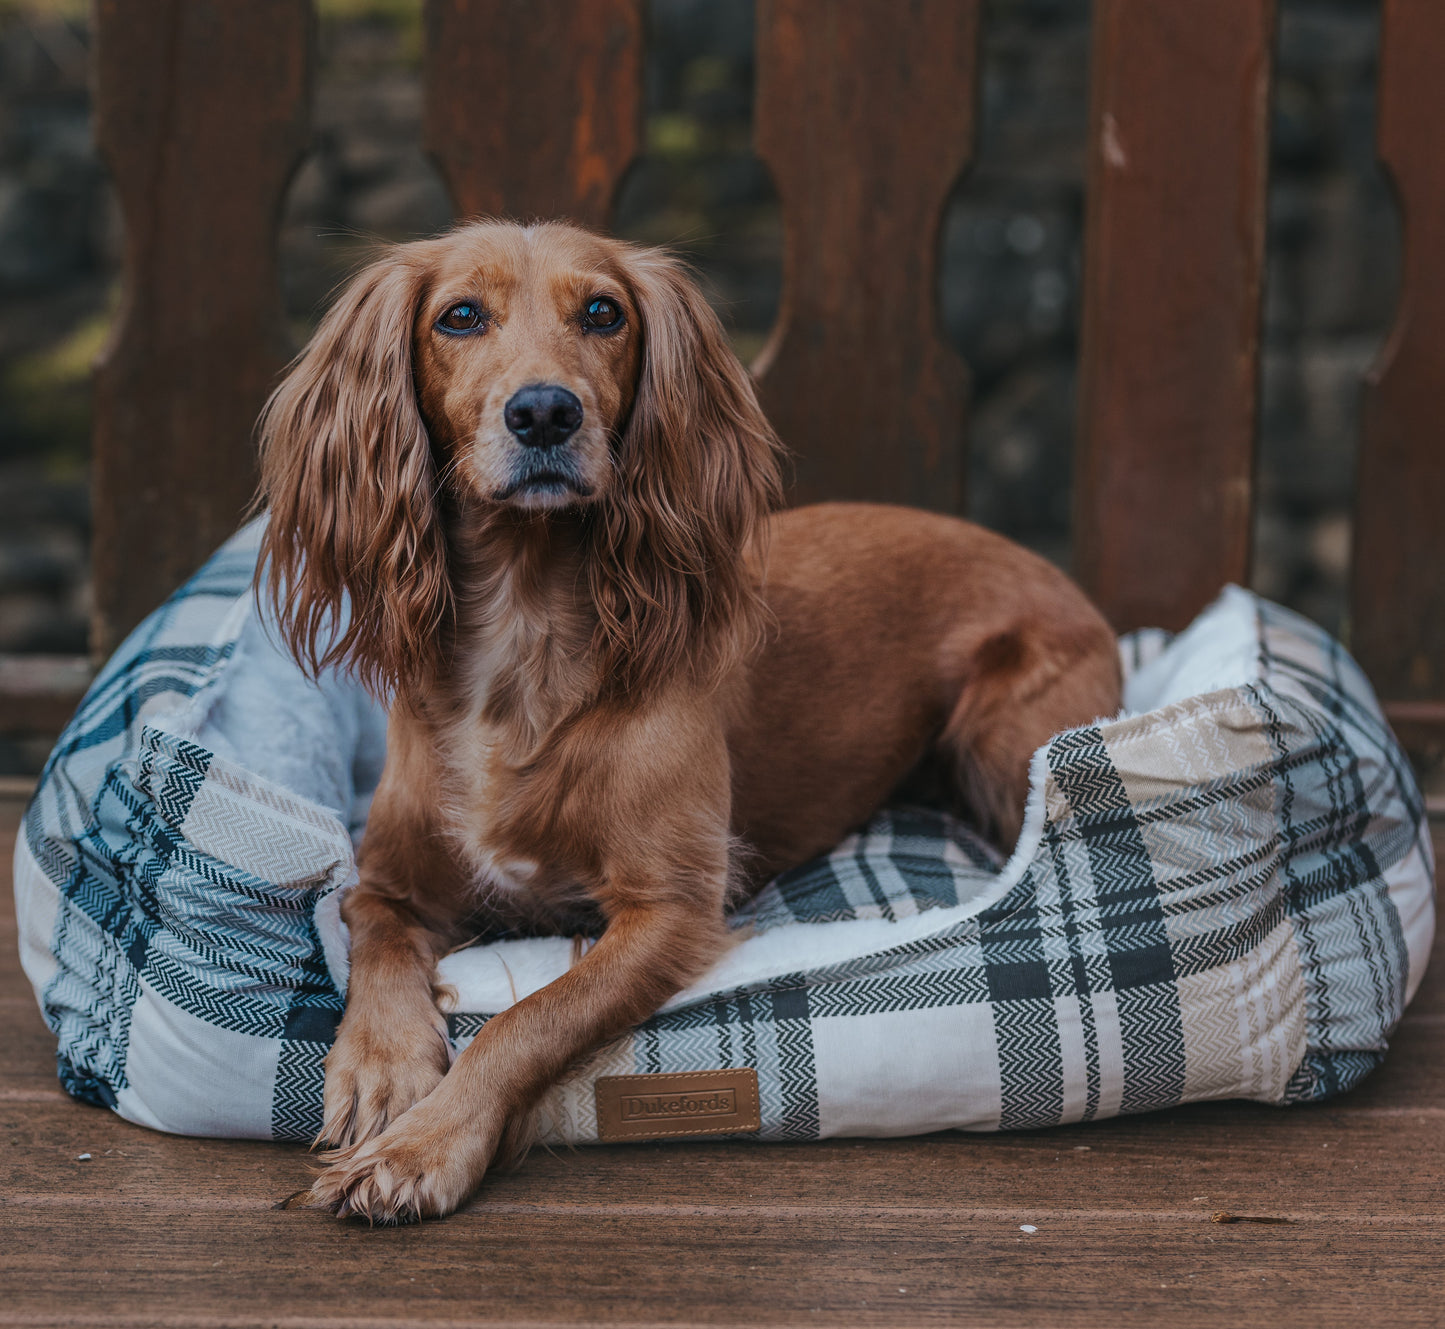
[{"left": 0, "top": 0, "right": 1398, "bottom": 772}]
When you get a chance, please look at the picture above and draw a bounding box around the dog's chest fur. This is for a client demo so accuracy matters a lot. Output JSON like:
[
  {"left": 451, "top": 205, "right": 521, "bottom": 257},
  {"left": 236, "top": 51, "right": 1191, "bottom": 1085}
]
[{"left": 430, "top": 534, "right": 600, "bottom": 906}]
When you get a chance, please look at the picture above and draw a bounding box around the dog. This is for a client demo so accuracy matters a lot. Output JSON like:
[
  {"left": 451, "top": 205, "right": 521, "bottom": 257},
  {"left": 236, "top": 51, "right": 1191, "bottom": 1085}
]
[{"left": 257, "top": 219, "right": 1122, "bottom": 1223}]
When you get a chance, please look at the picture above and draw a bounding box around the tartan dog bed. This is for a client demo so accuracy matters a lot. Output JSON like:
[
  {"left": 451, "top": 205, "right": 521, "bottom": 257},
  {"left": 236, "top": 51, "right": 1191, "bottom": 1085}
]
[{"left": 14, "top": 520, "right": 1435, "bottom": 1142}]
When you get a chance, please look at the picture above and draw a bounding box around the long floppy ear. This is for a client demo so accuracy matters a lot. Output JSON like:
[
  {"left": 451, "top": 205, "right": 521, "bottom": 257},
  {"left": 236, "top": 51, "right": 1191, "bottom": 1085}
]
[
  {"left": 591, "top": 249, "right": 785, "bottom": 696},
  {"left": 256, "top": 252, "right": 448, "bottom": 696}
]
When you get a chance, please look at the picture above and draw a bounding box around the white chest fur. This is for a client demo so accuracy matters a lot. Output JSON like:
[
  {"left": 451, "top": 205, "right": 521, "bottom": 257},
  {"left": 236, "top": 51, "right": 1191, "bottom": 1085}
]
[
  {"left": 439, "top": 583, "right": 550, "bottom": 898},
  {"left": 436, "top": 717, "right": 542, "bottom": 897},
  {"left": 435, "top": 552, "right": 594, "bottom": 899}
]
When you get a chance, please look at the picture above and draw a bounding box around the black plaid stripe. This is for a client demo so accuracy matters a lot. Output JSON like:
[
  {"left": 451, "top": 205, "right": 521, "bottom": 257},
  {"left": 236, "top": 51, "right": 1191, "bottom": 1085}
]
[
  {"left": 446, "top": 1012, "right": 490, "bottom": 1042},
  {"left": 1047, "top": 821, "right": 1102, "bottom": 1120},
  {"left": 46, "top": 900, "right": 137, "bottom": 1102},
  {"left": 1046, "top": 726, "right": 1187, "bottom": 1114},
  {"left": 756, "top": 808, "right": 998, "bottom": 928},
  {"left": 766, "top": 980, "right": 819, "bottom": 1139},
  {"left": 272, "top": 1039, "right": 328, "bottom": 1141},
  {"left": 995, "top": 998, "right": 1064, "bottom": 1129},
  {"left": 269, "top": 977, "right": 344, "bottom": 1140},
  {"left": 850, "top": 844, "right": 898, "bottom": 920},
  {"left": 805, "top": 967, "right": 992, "bottom": 1016},
  {"left": 1115, "top": 985, "right": 1188, "bottom": 1113},
  {"left": 142, "top": 732, "right": 212, "bottom": 827},
  {"left": 1253, "top": 680, "right": 1404, "bottom": 1080},
  {"left": 1260, "top": 610, "right": 1418, "bottom": 797},
  {"left": 767, "top": 858, "right": 854, "bottom": 923},
  {"left": 636, "top": 983, "right": 820, "bottom": 1140}
]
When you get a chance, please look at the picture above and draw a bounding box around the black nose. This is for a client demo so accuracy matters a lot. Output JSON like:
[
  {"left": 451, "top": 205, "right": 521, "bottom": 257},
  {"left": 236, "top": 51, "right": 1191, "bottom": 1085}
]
[{"left": 504, "top": 385, "right": 583, "bottom": 449}]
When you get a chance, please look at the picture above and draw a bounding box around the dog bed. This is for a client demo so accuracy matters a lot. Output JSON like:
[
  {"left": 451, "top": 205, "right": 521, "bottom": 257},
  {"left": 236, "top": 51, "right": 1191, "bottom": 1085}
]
[{"left": 15, "top": 520, "right": 1435, "bottom": 1143}]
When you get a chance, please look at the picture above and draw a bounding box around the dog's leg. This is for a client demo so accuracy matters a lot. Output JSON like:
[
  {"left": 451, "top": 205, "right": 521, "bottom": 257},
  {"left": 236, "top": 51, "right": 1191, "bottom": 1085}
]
[
  {"left": 321, "top": 888, "right": 455, "bottom": 1148},
  {"left": 321, "top": 707, "right": 466, "bottom": 1148},
  {"left": 309, "top": 701, "right": 737, "bottom": 1222},
  {"left": 943, "top": 624, "right": 1121, "bottom": 850},
  {"left": 307, "top": 880, "right": 730, "bottom": 1223}
]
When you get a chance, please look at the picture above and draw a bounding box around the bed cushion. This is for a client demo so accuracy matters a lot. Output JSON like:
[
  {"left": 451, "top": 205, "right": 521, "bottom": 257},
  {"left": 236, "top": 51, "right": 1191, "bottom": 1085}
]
[{"left": 15, "top": 520, "right": 1435, "bottom": 1141}]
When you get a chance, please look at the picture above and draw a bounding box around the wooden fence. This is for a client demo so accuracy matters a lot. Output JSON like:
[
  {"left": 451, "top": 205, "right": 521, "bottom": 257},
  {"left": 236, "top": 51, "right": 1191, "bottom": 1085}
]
[{"left": 55, "top": 0, "right": 1445, "bottom": 764}]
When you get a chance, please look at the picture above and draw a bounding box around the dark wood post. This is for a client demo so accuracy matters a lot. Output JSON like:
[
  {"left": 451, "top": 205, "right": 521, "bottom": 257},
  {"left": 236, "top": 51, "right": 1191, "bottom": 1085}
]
[
  {"left": 423, "top": 0, "right": 644, "bottom": 227},
  {"left": 1074, "top": 0, "right": 1276, "bottom": 632},
  {"left": 1354, "top": 0, "right": 1445, "bottom": 757},
  {"left": 91, "top": 0, "right": 312, "bottom": 656},
  {"left": 752, "top": 0, "right": 981, "bottom": 514}
]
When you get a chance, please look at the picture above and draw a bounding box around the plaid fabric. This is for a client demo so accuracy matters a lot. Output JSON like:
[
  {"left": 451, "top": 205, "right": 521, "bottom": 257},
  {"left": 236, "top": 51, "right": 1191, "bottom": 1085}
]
[{"left": 14, "top": 523, "right": 1435, "bottom": 1143}]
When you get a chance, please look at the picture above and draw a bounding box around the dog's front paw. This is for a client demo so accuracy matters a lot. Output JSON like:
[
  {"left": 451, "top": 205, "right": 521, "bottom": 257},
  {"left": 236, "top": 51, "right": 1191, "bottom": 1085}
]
[
  {"left": 306, "top": 1103, "right": 496, "bottom": 1224},
  {"left": 320, "top": 1007, "right": 453, "bottom": 1149}
]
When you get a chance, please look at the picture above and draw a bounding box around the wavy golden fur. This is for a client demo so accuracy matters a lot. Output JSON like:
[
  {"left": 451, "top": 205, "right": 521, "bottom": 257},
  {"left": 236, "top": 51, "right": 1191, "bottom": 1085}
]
[
  {"left": 259, "top": 229, "right": 780, "bottom": 700},
  {"left": 255, "top": 220, "right": 1121, "bottom": 1224}
]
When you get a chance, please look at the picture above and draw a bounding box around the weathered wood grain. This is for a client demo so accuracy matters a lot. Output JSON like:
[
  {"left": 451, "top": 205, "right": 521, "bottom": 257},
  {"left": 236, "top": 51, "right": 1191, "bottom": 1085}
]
[
  {"left": 752, "top": 0, "right": 980, "bottom": 513},
  {"left": 0, "top": 1008, "right": 64, "bottom": 1096},
  {"left": 2, "top": 1094, "right": 1443, "bottom": 1217},
  {"left": 90, "top": 0, "right": 312, "bottom": 657},
  {"left": 423, "top": 0, "right": 644, "bottom": 227},
  {"left": 1, "top": 1181, "right": 1443, "bottom": 1327},
  {"left": 1074, "top": 1, "right": 1275, "bottom": 632},
  {"left": 1353, "top": 0, "right": 1445, "bottom": 758}
]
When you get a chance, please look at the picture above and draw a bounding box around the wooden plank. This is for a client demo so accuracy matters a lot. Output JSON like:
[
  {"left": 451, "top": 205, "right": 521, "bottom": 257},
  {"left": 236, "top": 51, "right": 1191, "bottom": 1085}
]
[
  {"left": 423, "top": 0, "right": 644, "bottom": 227},
  {"left": 1074, "top": 1, "right": 1275, "bottom": 632},
  {"left": 3, "top": 788, "right": 71, "bottom": 1071},
  {"left": 3, "top": 1092, "right": 1444, "bottom": 1216},
  {"left": 0, "top": 995, "right": 63, "bottom": 1087},
  {"left": 1353, "top": 1, "right": 1445, "bottom": 753},
  {"left": 90, "top": 0, "right": 312, "bottom": 659},
  {"left": 0, "top": 798, "right": 44, "bottom": 1011},
  {"left": 1, "top": 1171, "right": 1444, "bottom": 1327},
  {"left": 752, "top": 0, "right": 980, "bottom": 513}
]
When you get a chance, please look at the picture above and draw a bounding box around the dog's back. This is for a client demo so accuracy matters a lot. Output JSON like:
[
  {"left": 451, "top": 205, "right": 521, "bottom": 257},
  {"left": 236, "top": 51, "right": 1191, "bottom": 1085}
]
[{"left": 727, "top": 503, "right": 1122, "bottom": 878}]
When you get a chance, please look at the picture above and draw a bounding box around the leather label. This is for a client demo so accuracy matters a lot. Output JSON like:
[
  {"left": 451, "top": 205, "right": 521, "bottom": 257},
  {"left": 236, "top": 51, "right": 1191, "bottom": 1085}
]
[{"left": 595, "top": 1069, "right": 761, "bottom": 1142}]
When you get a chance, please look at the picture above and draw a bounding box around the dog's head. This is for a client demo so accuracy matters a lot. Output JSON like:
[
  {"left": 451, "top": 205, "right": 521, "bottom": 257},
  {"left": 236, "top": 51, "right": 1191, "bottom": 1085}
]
[{"left": 258, "top": 220, "right": 784, "bottom": 697}]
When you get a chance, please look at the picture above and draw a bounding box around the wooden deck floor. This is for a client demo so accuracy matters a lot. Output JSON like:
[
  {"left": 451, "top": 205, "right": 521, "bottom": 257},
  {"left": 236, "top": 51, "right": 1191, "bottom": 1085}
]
[{"left": 2, "top": 794, "right": 1441, "bottom": 1328}]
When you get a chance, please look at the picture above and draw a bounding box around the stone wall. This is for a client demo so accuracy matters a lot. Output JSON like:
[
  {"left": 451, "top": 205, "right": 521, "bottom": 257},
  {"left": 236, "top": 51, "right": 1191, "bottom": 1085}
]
[{"left": 0, "top": 0, "right": 1401, "bottom": 694}]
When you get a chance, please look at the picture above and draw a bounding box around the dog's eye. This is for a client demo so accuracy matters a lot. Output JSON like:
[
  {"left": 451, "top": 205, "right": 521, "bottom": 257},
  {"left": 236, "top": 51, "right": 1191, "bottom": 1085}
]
[
  {"left": 581, "top": 297, "right": 623, "bottom": 331},
  {"left": 438, "top": 303, "right": 486, "bottom": 334}
]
